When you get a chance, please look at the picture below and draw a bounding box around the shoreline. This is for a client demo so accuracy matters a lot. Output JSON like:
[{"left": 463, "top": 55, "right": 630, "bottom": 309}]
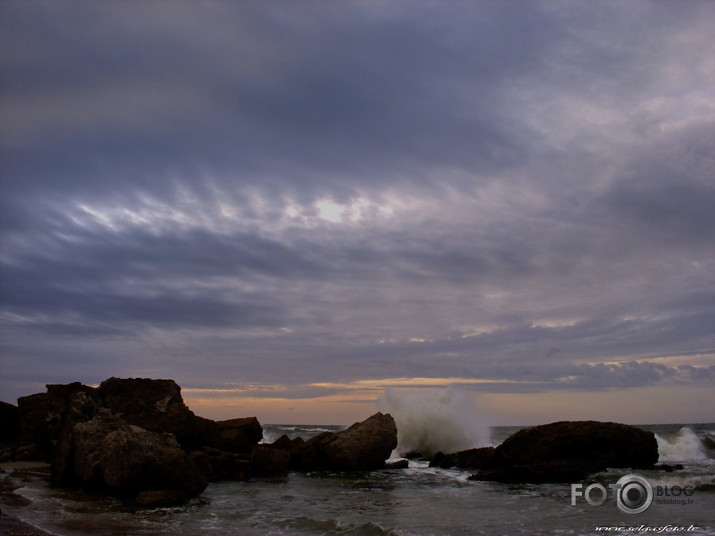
[{"left": 0, "top": 462, "right": 58, "bottom": 536}]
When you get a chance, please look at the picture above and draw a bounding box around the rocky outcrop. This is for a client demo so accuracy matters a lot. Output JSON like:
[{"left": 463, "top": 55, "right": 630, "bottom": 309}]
[
  {"left": 430, "top": 447, "right": 495, "bottom": 469},
  {"left": 470, "top": 420, "right": 659, "bottom": 484},
  {"left": 71, "top": 414, "right": 207, "bottom": 504},
  {"left": 97, "top": 378, "right": 222, "bottom": 449},
  {"left": 290, "top": 412, "right": 397, "bottom": 471},
  {"left": 11, "top": 377, "right": 269, "bottom": 504},
  {"left": 0, "top": 401, "right": 21, "bottom": 443},
  {"left": 17, "top": 392, "right": 52, "bottom": 454}
]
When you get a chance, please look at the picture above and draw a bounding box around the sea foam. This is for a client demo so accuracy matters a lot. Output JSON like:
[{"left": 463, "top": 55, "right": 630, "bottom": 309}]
[
  {"left": 656, "top": 426, "right": 710, "bottom": 463},
  {"left": 377, "top": 387, "right": 490, "bottom": 457}
]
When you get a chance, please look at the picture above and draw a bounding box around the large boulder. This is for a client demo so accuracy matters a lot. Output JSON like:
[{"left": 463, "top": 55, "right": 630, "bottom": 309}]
[
  {"left": 71, "top": 414, "right": 207, "bottom": 504},
  {"left": 97, "top": 377, "right": 222, "bottom": 449},
  {"left": 290, "top": 412, "right": 397, "bottom": 471},
  {"left": 471, "top": 420, "right": 659, "bottom": 484}
]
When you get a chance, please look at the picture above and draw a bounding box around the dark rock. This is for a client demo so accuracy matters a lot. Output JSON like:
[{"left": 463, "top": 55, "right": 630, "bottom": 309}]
[
  {"left": 472, "top": 420, "right": 659, "bottom": 484},
  {"left": 385, "top": 459, "right": 409, "bottom": 469},
  {"left": 189, "top": 447, "right": 251, "bottom": 482},
  {"left": 97, "top": 377, "right": 222, "bottom": 449},
  {"left": 271, "top": 434, "right": 304, "bottom": 451},
  {"left": 469, "top": 460, "right": 599, "bottom": 484},
  {"left": 71, "top": 414, "right": 207, "bottom": 502},
  {"left": 51, "top": 389, "right": 102, "bottom": 486},
  {"left": 0, "top": 401, "right": 21, "bottom": 443},
  {"left": 216, "top": 417, "right": 263, "bottom": 453},
  {"left": 17, "top": 392, "right": 51, "bottom": 452},
  {"left": 291, "top": 412, "right": 397, "bottom": 471},
  {"left": 250, "top": 444, "right": 290, "bottom": 477},
  {"left": 401, "top": 450, "right": 424, "bottom": 460},
  {"left": 430, "top": 447, "right": 495, "bottom": 469},
  {"left": 653, "top": 463, "right": 684, "bottom": 472},
  {"left": 492, "top": 420, "right": 658, "bottom": 468}
]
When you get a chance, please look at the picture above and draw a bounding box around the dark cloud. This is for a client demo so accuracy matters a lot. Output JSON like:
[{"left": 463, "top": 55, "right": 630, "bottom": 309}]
[{"left": 1, "top": 1, "right": 713, "bottom": 416}]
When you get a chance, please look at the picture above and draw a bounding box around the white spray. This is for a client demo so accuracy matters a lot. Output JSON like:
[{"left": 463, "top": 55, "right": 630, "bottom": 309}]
[
  {"left": 656, "top": 427, "right": 709, "bottom": 463},
  {"left": 377, "top": 387, "right": 491, "bottom": 457}
]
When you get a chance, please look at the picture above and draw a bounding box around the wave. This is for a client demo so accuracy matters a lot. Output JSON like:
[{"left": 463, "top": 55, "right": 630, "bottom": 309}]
[
  {"left": 655, "top": 426, "right": 712, "bottom": 463},
  {"left": 377, "top": 387, "right": 490, "bottom": 457},
  {"left": 275, "top": 515, "right": 414, "bottom": 535}
]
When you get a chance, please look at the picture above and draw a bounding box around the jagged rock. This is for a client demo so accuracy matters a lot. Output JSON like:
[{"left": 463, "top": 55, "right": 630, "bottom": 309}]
[
  {"left": 98, "top": 377, "right": 222, "bottom": 449},
  {"left": 471, "top": 420, "right": 659, "bottom": 484},
  {"left": 0, "top": 401, "right": 21, "bottom": 443},
  {"left": 430, "top": 447, "right": 495, "bottom": 469},
  {"left": 216, "top": 417, "right": 263, "bottom": 453},
  {"left": 271, "top": 434, "right": 304, "bottom": 451},
  {"left": 71, "top": 414, "right": 207, "bottom": 504},
  {"left": 290, "top": 412, "right": 397, "bottom": 471},
  {"left": 250, "top": 444, "right": 290, "bottom": 476},
  {"left": 385, "top": 459, "right": 409, "bottom": 469}
]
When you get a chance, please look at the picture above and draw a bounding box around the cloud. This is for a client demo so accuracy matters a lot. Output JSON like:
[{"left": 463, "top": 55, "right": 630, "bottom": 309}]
[{"left": 0, "top": 1, "right": 713, "bottom": 422}]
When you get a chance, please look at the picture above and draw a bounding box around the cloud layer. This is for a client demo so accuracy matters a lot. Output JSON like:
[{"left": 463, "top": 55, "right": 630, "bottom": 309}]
[{"left": 1, "top": 0, "right": 713, "bottom": 422}]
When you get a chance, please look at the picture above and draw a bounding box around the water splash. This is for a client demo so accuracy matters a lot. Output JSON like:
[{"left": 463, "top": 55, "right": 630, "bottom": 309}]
[
  {"left": 377, "top": 387, "right": 490, "bottom": 457},
  {"left": 656, "top": 426, "right": 709, "bottom": 463}
]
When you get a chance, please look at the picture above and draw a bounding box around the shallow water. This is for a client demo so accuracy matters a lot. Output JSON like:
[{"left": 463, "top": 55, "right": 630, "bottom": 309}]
[{"left": 5, "top": 424, "right": 715, "bottom": 536}]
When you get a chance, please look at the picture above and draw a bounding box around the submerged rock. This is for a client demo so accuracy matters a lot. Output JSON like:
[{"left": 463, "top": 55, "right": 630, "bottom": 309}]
[
  {"left": 430, "top": 447, "right": 495, "bottom": 469},
  {"left": 291, "top": 412, "right": 397, "bottom": 471}
]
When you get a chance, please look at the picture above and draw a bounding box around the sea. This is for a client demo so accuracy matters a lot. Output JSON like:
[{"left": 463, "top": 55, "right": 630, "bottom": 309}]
[{"left": 3, "top": 423, "right": 714, "bottom": 536}]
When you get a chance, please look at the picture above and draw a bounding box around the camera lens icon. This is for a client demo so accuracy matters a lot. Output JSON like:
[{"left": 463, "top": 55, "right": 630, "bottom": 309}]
[{"left": 616, "top": 474, "right": 653, "bottom": 515}]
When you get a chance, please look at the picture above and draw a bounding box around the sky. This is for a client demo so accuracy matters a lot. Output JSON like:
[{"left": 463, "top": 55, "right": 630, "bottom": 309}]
[{"left": 1, "top": 0, "right": 713, "bottom": 426}]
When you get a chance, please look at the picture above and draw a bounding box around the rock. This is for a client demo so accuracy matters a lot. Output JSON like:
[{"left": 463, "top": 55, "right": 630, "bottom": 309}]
[
  {"left": 71, "top": 414, "right": 207, "bottom": 503},
  {"left": 189, "top": 447, "right": 251, "bottom": 482},
  {"left": 291, "top": 412, "right": 397, "bottom": 471},
  {"left": 216, "top": 417, "right": 263, "bottom": 453},
  {"left": 0, "top": 401, "right": 21, "bottom": 443},
  {"left": 401, "top": 450, "right": 425, "bottom": 460},
  {"left": 250, "top": 444, "right": 290, "bottom": 477},
  {"left": 472, "top": 420, "right": 659, "bottom": 484},
  {"left": 17, "top": 392, "right": 51, "bottom": 453},
  {"left": 51, "top": 389, "right": 102, "bottom": 486},
  {"left": 385, "top": 459, "right": 409, "bottom": 469},
  {"left": 430, "top": 447, "right": 495, "bottom": 469},
  {"left": 469, "top": 460, "right": 599, "bottom": 484},
  {"left": 97, "top": 377, "right": 222, "bottom": 449},
  {"left": 271, "top": 434, "right": 304, "bottom": 451},
  {"left": 653, "top": 463, "right": 684, "bottom": 472}
]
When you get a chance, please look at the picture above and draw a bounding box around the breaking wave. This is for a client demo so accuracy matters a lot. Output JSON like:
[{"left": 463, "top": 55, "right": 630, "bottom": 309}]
[
  {"left": 377, "top": 387, "right": 490, "bottom": 457},
  {"left": 655, "top": 426, "right": 711, "bottom": 463}
]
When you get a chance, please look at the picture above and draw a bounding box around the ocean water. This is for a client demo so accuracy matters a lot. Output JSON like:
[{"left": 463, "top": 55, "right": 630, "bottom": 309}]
[{"left": 4, "top": 423, "right": 714, "bottom": 536}]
